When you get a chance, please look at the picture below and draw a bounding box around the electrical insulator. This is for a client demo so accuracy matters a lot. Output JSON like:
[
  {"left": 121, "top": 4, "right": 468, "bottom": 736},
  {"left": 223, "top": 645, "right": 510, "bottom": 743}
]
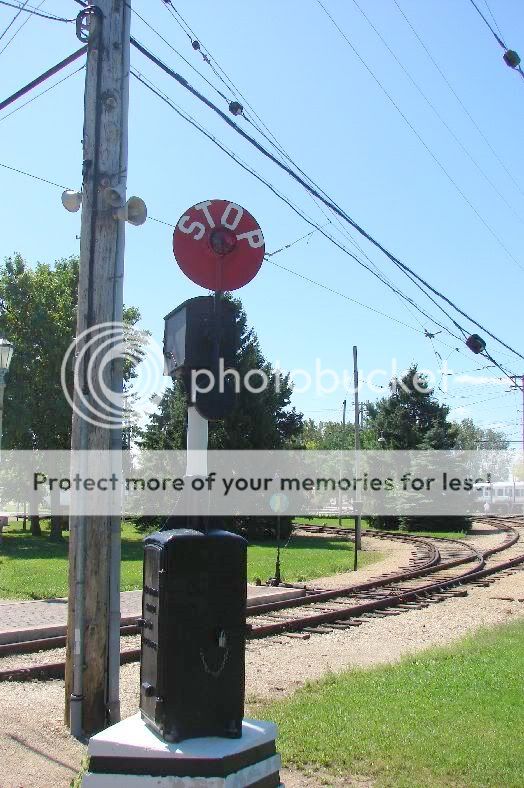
[
  {"left": 503, "top": 50, "right": 521, "bottom": 68},
  {"left": 192, "top": 39, "right": 201, "bottom": 51},
  {"left": 229, "top": 101, "right": 243, "bottom": 116},
  {"left": 466, "top": 334, "right": 486, "bottom": 354}
]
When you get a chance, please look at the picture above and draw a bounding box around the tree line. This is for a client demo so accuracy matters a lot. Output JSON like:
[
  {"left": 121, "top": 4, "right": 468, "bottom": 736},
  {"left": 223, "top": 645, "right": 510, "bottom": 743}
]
[{"left": 0, "top": 254, "right": 508, "bottom": 538}]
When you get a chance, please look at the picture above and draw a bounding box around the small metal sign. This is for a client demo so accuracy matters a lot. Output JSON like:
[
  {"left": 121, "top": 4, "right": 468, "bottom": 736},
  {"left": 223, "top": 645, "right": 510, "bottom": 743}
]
[{"left": 173, "top": 200, "right": 265, "bottom": 291}]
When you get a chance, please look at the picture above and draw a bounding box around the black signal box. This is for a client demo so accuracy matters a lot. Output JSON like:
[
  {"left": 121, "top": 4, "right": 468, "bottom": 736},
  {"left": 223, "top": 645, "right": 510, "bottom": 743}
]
[
  {"left": 139, "top": 528, "right": 248, "bottom": 742},
  {"left": 163, "top": 296, "right": 237, "bottom": 378}
]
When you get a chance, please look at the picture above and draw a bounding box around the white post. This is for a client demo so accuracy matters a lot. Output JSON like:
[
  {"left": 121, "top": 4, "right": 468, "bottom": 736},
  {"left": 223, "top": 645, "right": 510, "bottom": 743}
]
[
  {"left": 353, "top": 346, "right": 362, "bottom": 554},
  {"left": 66, "top": 0, "right": 131, "bottom": 737}
]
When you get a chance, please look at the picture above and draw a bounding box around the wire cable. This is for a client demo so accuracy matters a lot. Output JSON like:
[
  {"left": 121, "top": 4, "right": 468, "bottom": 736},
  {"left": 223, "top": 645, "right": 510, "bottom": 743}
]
[
  {"left": 0, "top": 0, "right": 73, "bottom": 22},
  {"left": 467, "top": 0, "right": 524, "bottom": 81},
  {"left": 350, "top": 0, "right": 524, "bottom": 225},
  {"left": 128, "top": 4, "right": 231, "bottom": 104},
  {"left": 131, "top": 67, "right": 471, "bottom": 346},
  {"left": 316, "top": 0, "right": 523, "bottom": 271},
  {"left": 468, "top": 0, "right": 506, "bottom": 48},
  {"left": 130, "top": 38, "right": 524, "bottom": 362},
  {"left": 0, "top": 63, "right": 84, "bottom": 121},
  {"left": 0, "top": 0, "right": 28, "bottom": 41},
  {"left": 160, "top": 0, "right": 290, "bottom": 156},
  {"left": 392, "top": 0, "right": 524, "bottom": 200},
  {"left": 0, "top": 160, "right": 71, "bottom": 189},
  {"left": 0, "top": 45, "right": 87, "bottom": 113},
  {"left": 0, "top": 0, "right": 45, "bottom": 57}
]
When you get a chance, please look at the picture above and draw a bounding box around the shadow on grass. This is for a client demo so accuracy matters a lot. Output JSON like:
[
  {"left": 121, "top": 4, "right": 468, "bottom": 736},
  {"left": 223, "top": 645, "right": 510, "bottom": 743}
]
[{"left": 1, "top": 524, "right": 145, "bottom": 563}]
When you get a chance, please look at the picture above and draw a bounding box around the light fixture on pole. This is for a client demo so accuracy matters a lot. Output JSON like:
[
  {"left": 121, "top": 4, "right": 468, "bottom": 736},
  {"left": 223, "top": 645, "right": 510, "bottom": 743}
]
[
  {"left": 377, "top": 432, "right": 386, "bottom": 447},
  {"left": 0, "top": 338, "right": 14, "bottom": 460}
]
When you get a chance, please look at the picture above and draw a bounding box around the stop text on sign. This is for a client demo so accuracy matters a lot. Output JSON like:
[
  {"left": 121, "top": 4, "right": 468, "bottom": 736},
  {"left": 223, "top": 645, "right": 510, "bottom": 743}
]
[{"left": 177, "top": 201, "right": 264, "bottom": 249}]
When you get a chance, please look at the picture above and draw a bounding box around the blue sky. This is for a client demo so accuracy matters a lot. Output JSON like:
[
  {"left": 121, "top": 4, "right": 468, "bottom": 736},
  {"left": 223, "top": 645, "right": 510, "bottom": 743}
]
[{"left": 1, "top": 0, "right": 523, "bottom": 441}]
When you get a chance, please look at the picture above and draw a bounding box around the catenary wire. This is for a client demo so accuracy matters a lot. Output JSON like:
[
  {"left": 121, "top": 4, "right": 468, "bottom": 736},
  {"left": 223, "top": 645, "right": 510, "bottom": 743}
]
[
  {"left": 160, "top": 0, "right": 291, "bottom": 156},
  {"left": 316, "top": 0, "right": 524, "bottom": 270},
  {"left": 482, "top": 0, "right": 506, "bottom": 44},
  {"left": 130, "top": 68, "right": 471, "bottom": 345},
  {"left": 130, "top": 38, "right": 524, "bottom": 363},
  {"left": 467, "top": 0, "right": 506, "bottom": 48},
  {"left": 132, "top": 67, "right": 517, "bottom": 388},
  {"left": 0, "top": 0, "right": 28, "bottom": 41},
  {"left": 128, "top": 5, "right": 231, "bottom": 104},
  {"left": 0, "top": 160, "right": 71, "bottom": 189},
  {"left": 466, "top": 0, "right": 524, "bottom": 81},
  {"left": 0, "top": 0, "right": 73, "bottom": 22},
  {"left": 392, "top": 0, "right": 524, "bottom": 199},
  {"left": 0, "top": 64, "right": 84, "bottom": 122},
  {"left": 350, "top": 0, "right": 524, "bottom": 225},
  {"left": 0, "top": 0, "right": 45, "bottom": 56},
  {"left": 154, "top": 2, "right": 524, "bottom": 332}
]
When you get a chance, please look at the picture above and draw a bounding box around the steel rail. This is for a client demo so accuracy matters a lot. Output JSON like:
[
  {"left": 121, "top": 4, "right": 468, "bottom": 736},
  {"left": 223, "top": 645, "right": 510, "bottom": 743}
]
[{"left": 0, "top": 518, "right": 521, "bottom": 682}]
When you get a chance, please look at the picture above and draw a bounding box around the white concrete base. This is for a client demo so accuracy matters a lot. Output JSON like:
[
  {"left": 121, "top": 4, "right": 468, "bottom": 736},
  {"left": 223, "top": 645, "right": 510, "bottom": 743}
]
[{"left": 82, "top": 714, "right": 283, "bottom": 787}]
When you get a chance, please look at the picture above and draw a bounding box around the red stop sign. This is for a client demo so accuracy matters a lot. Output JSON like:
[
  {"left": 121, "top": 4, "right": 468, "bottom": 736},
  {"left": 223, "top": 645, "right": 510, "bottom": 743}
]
[{"left": 173, "top": 199, "right": 265, "bottom": 291}]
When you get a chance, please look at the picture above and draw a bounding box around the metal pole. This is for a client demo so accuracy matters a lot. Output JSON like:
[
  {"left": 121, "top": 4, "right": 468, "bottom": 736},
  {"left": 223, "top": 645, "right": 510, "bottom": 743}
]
[
  {"left": 353, "top": 346, "right": 361, "bottom": 569},
  {"left": 338, "top": 399, "right": 346, "bottom": 528},
  {"left": 0, "top": 380, "right": 5, "bottom": 462},
  {"left": 65, "top": 0, "right": 131, "bottom": 737}
]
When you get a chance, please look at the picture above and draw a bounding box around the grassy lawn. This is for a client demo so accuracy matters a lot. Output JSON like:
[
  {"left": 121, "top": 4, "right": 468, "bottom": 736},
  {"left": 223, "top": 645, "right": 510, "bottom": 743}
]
[
  {"left": 293, "top": 516, "right": 467, "bottom": 540},
  {"left": 0, "top": 520, "right": 381, "bottom": 599},
  {"left": 259, "top": 620, "right": 524, "bottom": 787}
]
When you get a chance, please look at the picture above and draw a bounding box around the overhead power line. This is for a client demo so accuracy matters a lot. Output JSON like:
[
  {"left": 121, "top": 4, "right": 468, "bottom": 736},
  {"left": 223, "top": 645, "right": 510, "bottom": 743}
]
[
  {"left": 315, "top": 0, "right": 523, "bottom": 270},
  {"left": 392, "top": 0, "right": 524, "bottom": 200},
  {"left": 130, "top": 68, "right": 470, "bottom": 346},
  {"left": 0, "top": 63, "right": 84, "bottom": 122},
  {"left": 130, "top": 68, "right": 524, "bottom": 393},
  {"left": 0, "top": 0, "right": 46, "bottom": 57},
  {"left": 349, "top": 0, "right": 524, "bottom": 225},
  {"left": 0, "top": 46, "right": 87, "bottom": 113},
  {"left": 0, "top": 0, "right": 73, "bottom": 22},
  {"left": 0, "top": 0, "right": 29, "bottom": 42},
  {"left": 0, "top": 160, "right": 71, "bottom": 189},
  {"left": 130, "top": 37, "right": 524, "bottom": 363},
  {"left": 466, "top": 0, "right": 524, "bottom": 81}
]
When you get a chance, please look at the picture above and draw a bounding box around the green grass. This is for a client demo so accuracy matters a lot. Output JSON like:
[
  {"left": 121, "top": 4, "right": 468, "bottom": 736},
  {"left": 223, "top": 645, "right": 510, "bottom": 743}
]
[
  {"left": 246, "top": 535, "right": 379, "bottom": 584},
  {"left": 0, "top": 521, "right": 381, "bottom": 599},
  {"left": 293, "top": 516, "right": 467, "bottom": 540},
  {"left": 259, "top": 620, "right": 524, "bottom": 787}
]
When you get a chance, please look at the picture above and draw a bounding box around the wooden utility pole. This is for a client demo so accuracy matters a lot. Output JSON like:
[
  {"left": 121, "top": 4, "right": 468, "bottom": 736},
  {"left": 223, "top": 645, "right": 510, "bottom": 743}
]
[
  {"left": 65, "top": 0, "right": 131, "bottom": 737},
  {"left": 511, "top": 375, "right": 524, "bottom": 455}
]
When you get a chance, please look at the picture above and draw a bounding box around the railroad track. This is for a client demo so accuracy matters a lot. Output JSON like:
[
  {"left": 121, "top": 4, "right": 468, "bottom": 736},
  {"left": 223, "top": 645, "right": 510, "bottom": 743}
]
[{"left": 1, "top": 516, "right": 523, "bottom": 681}]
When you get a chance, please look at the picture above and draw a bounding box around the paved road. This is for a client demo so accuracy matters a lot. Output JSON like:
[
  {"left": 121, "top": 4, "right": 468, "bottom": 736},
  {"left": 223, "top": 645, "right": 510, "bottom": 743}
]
[
  {"left": 0, "top": 591, "right": 143, "bottom": 644},
  {"left": 0, "top": 586, "right": 304, "bottom": 644}
]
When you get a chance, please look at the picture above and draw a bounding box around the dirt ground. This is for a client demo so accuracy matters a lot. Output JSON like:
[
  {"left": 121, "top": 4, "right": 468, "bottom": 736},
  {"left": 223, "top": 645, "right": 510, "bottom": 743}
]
[{"left": 1, "top": 534, "right": 523, "bottom": 788}]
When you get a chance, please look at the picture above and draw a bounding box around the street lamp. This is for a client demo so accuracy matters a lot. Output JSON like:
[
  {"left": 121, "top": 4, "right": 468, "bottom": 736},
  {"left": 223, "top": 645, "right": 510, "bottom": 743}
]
[
  {"left": 0, "top": 338, "right": 14, "bottom": 459},
  {"left": 377, "top": 432, "right": 386, "bottom": 448}
]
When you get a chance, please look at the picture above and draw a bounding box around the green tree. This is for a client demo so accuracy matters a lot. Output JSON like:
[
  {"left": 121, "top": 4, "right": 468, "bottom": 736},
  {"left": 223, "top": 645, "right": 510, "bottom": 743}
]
[
  {"left": 299, "top": 419, "right": 355, "bottom": 450},
  {"left": 0, "top": 254, "right": 141, "bottom": 538},
  {"left": 453, "top": 418, "right": 509, "bottom": 450},
  {"left": 365, "top": 365, "right": 469, "bottom": 532},
  {"left": 366, "top": 366, "right": 458, "bottom": 450}
]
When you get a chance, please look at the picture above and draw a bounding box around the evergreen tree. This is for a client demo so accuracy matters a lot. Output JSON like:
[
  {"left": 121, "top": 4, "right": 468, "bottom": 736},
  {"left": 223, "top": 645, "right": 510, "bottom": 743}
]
[
  {"left": 365, "top": 365, "right": 469, "bottom": 533},
  {"left": 140, "top": 297, "right": 303, "bottom": 450}
]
